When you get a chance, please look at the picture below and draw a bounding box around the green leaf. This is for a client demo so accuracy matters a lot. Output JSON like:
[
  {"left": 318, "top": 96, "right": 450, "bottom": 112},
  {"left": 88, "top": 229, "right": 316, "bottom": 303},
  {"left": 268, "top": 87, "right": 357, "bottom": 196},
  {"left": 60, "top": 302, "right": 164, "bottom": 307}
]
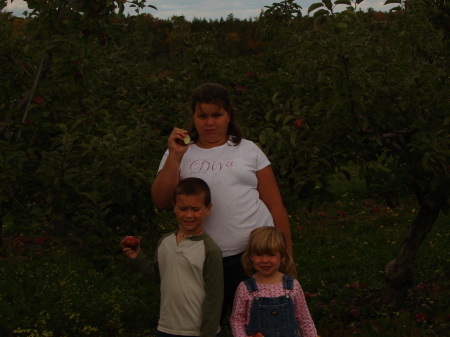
[
  {"left": 293, "top": 98, "right": 302, "bottom": 112},
  {"left": 290, "top": 132, "right": 297, "bottom": 146},
  {"left": 323, "top": 0, "right": 333, "bottom": 10},
  {"left": 57, "top": 123, "right": 68, "bottom": 133},
  {"left": 271, "top": 92, "right": 279, "bottom": 104},
  {"left": 340, "top": 9, "right": 357, "bottom": 18},
  {"left": 336, "top": 22, "right": 348, "bottom": 29},
  {"left": 342, "top": 169, "right": 351, "bottom": 181},
  {"left": 259, "top": 132, "right": 266, "bottom": 145},
  {"left": 334, "top": 0, "right": 351, "bottom": 5},
  {"left": 307, "top": 3, "right": 325, "bottom": 14},
  {"left": 283, "top": 115, "right": 296, "bottom": 126},
  {"left": 314, "top": 8, "right": 330, "bottom": 19}
]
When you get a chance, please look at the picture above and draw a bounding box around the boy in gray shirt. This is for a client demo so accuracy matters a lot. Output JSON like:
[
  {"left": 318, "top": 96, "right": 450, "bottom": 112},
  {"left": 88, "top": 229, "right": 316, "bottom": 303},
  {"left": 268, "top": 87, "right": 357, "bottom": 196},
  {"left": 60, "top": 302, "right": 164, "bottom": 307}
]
[{"left": 122, "top": 177, "right": 223, "bottom": 337}]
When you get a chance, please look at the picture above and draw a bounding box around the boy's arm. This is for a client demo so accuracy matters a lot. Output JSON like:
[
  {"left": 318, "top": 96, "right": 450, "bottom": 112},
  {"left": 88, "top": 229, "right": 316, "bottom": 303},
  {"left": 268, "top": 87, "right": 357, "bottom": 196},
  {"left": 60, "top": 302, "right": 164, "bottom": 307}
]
[
  {"left": 130, "top": 250, "right": 159, "bottom": 282},
  {"left": 128, "top": 235, "right": 168, "bottom": 282},
  {"left": 200, "top": 239, "right": 224, "bottom": 337}
]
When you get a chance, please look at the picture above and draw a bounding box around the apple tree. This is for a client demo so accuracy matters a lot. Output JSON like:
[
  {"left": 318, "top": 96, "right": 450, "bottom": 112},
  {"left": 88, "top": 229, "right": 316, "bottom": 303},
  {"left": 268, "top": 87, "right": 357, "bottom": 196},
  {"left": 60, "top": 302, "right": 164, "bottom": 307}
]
[
  {"left": 0, "top": 0, "right": 168, "bottom": 261},
  {"left": 257, "top": 0, "right": 449, "bottom": 308}
]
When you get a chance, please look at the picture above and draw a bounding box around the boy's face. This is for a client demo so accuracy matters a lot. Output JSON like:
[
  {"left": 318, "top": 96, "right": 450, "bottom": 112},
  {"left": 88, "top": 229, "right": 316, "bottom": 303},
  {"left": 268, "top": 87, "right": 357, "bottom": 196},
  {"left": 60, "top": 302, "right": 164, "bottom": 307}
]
[{"left": 173, "top": 194, "right": 211, "bottom": 236}]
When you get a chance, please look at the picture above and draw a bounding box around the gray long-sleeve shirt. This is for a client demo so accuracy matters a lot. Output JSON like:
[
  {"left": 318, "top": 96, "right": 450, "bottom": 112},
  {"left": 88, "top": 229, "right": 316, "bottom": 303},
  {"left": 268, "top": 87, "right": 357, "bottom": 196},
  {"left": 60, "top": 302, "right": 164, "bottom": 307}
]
[{"left": 132, "top": 231, "right": 224, "bottom": 337}]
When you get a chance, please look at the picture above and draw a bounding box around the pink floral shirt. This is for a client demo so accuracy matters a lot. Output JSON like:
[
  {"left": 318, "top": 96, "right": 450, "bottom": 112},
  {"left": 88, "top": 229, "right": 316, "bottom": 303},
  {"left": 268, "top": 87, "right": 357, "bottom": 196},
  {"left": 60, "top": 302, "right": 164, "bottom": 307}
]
[{"left": 230, "top": 278, "right": 317, "bottom": 337}]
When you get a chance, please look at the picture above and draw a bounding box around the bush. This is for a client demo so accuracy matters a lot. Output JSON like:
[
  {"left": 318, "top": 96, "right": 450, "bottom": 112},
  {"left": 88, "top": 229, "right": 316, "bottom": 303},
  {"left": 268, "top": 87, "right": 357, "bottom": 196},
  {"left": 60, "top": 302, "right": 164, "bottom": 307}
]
[{"left": 0, "top": 244, "right": 159, "bottom": 336}]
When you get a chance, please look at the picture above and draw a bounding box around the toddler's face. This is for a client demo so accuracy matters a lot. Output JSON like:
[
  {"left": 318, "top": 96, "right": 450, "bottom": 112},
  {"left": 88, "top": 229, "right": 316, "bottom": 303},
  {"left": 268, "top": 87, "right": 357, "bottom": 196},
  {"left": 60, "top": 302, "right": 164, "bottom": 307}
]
[{"left": 251, "top": 251, "right": 281, "bottom": 278}]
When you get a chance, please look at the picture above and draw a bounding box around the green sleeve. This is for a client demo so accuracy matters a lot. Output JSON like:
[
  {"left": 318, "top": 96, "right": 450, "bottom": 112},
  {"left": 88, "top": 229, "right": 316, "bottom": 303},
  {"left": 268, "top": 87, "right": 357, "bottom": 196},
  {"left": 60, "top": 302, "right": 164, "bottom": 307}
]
[
  {"left": 130, "top": 232, "right": 174, "bottom": 281},
  {"left": 130, "top": 233, "right": 170, "bottom": 282},
  {"left": 200, "top": 237, "right": 224, "bottom": 337},
  {"left": 130, "top": 250, "right": 159, "bottom": 281}
]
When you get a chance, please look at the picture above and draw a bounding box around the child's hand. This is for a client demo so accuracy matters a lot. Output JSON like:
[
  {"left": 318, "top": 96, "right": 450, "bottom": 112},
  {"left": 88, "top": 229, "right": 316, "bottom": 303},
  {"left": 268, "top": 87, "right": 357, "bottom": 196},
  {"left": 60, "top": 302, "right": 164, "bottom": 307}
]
[
  {"left": 168, "top": 127, "right": 190, "bottom": 155},
  {"left": 122, "top": 246, "right": 140, "bottom": 259},
  {"left": 121, "top": 236, "right": 141, "bottom": 260}
]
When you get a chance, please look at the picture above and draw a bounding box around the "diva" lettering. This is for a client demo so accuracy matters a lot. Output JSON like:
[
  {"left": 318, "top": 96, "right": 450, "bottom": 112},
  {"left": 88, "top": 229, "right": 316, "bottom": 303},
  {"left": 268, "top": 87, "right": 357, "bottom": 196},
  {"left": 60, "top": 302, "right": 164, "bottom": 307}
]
[{"left": 190, "top": 159, "right": 236, "bottom": 173}]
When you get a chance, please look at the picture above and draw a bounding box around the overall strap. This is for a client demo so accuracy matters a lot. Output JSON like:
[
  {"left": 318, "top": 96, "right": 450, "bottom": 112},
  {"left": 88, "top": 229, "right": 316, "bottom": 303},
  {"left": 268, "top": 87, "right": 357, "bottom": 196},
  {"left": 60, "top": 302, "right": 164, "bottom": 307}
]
[
  {"left": 244, "top": 277, "right": 259, "bottom": 293},
  {"left": 283, "top": 275, "right": 295, "bottom": 290}
]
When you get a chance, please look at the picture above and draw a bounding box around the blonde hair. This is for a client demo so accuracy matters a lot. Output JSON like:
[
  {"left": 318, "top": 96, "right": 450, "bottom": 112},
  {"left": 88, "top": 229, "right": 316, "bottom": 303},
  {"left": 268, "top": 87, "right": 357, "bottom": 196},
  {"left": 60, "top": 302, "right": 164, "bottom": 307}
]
[{"left": 242, "top": 226, "right": 297, "bottom": 278}]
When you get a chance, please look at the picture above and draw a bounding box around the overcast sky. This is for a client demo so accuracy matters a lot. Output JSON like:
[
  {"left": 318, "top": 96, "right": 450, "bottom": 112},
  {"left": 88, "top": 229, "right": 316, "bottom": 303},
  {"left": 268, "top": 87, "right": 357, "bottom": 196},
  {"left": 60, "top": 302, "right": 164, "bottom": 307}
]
[{"left": 5, "top": 0, "right": 395, "bottom": 20}]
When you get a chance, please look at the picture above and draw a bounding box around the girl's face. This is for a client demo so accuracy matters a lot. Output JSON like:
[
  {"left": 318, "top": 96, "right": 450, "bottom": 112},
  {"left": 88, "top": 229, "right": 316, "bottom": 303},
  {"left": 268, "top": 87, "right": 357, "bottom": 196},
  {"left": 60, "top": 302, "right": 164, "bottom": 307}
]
[
  {"left": 251, "top": 251, "right": 282, "bottom": 278},
  {"left": 193, "top": 102, "right": 230, "bottom": 149}
]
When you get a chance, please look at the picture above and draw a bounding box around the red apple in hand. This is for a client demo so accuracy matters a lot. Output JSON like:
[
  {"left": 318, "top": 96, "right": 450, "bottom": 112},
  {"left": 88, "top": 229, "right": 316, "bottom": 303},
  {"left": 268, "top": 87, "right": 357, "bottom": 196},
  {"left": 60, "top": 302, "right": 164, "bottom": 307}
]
[
  {"left": 253, "top": 333, "right": 264, "bottom": 337},
  {"left": 121, "top": 236, "right": 140, "bottom": 250}
]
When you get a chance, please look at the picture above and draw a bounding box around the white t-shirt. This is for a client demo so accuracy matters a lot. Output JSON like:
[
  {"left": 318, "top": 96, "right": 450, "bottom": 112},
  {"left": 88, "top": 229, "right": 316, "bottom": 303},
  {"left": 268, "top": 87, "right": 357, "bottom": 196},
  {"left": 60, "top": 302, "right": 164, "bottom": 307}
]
[{"left": 157, "top": 139, "right": 274, "bottom": 257}]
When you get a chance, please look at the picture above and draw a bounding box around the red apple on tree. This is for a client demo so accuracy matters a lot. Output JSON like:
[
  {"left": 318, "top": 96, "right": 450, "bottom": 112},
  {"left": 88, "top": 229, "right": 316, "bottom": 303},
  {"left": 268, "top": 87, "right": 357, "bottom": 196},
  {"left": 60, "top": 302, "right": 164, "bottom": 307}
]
[
  {"left": 253, "top": 333, "right": 264, "bottom": 337},
  {"left": 294, "top": 117, "right": 304, "bottom": 129},
  {"left": 121, "top": 236, "right": 140, "bottom": 250},
  {"left": 33, "top": 96, "right": 44, "bottom": 105},
  {"left": 349, "top": 306, "right": 360, "bottom": 319}
]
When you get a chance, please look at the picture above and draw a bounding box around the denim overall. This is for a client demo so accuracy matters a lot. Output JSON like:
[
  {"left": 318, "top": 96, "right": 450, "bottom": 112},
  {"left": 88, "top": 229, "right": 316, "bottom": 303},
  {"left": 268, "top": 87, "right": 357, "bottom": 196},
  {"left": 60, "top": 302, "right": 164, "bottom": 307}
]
[{"left": 245, "top": 275, "right": 301, "bottom": 337}]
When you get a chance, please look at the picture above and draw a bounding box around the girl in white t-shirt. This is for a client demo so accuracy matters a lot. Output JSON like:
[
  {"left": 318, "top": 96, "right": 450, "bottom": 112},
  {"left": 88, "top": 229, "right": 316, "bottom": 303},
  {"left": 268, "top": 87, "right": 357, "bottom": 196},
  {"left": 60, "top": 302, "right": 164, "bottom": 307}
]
[{"left": 151, "top": 83, "right": 294, "bottom": 325}]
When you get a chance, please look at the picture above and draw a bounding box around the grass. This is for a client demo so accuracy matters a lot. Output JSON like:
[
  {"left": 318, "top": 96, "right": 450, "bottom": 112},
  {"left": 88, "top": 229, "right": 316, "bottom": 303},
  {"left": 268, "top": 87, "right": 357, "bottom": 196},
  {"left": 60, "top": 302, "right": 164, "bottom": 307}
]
[
  {"left": 1, "top": 173, "right": 449, "bottom": 336},
  {"left": 285, "top": 173, "right": 450, "bottom": 337}
]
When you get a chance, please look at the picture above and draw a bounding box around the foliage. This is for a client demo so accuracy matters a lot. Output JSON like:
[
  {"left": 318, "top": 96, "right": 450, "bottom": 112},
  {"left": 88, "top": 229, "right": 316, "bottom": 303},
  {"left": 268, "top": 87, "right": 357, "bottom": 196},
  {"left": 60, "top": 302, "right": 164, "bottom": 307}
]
[
  {"left": 264, "top": 0, "right": 449, "bottom": 306},
  {"left": 0, "top": 2, "right": 176, "bottom": 262},
  {"left": 0, "top": 244, "right": 159, "bottom": 336},
  {"left": 263, "top": 0, "right": 303, "bottom": 26},
  {"left": 0, "top": 173, "right": 448, "bottom": 336},
  {"left": 269, "top": 0, "right": 450, "bottom": 208},
  {"left": 290, "top": 173, "right": 449, "bottom": 336}
]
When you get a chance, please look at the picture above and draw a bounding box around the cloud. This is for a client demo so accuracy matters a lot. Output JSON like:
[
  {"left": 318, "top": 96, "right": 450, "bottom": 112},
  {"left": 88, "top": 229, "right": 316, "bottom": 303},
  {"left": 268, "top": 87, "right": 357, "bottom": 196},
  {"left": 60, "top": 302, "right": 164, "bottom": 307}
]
[
  {"left": 135, "top": 0, "right": 266, "bottom": 20},
  {"left": 4, "top": 0, "right": 28, "bottom": 15}
]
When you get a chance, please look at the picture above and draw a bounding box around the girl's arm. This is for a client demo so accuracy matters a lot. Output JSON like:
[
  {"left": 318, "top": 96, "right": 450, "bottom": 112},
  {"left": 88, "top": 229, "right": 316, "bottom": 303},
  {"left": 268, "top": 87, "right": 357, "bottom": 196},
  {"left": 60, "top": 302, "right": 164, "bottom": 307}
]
[
  {"left": 151, "top": 128, "right": 189, "bottom": 209},
  {"left": 151, "top": 152, "right": 181, "bottom": 208},
  {"left": 256, "top": 165, "right": 293, "bottom": 253},
  {"left": 293, "top": 281, "right": 318, "bottom": 337},
  {"left": 230, "top": 283, "right": 251, "bottom": 337}
]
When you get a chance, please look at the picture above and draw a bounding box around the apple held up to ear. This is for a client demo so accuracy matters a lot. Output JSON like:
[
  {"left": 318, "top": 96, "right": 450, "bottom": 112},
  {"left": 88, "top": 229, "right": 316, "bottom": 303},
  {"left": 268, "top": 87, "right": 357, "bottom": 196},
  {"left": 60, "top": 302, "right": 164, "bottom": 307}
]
[{"left": 121, "top": 236, "right": 140, "bottom": 250}]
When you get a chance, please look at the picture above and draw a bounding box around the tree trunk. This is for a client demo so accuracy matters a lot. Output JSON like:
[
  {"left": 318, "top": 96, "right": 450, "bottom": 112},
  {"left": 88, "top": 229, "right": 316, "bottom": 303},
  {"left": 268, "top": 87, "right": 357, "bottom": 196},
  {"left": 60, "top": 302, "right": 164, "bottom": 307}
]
[{"left": 382, "top": 192, "right": 442, "bottom": 309}]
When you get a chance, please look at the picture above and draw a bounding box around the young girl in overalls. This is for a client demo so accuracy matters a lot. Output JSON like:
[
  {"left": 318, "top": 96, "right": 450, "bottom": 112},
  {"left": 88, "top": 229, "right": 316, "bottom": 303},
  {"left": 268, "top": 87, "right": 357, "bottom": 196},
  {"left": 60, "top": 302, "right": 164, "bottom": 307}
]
[{"left": 230, "top": 227, "right": 317, "bottom": 337}]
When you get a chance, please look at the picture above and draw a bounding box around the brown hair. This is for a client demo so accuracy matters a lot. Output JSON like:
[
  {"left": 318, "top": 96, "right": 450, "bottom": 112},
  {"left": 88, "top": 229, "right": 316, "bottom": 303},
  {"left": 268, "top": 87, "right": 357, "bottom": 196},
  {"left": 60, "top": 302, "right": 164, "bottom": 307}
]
[
  {"left": 173, "top": 177, "right": 211, "bottom": 206},
  {"left": 187, "top": 83, "right": 242, "bottom": 145},
  {"left": 242, "top": 227, "right": 297, "bottom": 277}
]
